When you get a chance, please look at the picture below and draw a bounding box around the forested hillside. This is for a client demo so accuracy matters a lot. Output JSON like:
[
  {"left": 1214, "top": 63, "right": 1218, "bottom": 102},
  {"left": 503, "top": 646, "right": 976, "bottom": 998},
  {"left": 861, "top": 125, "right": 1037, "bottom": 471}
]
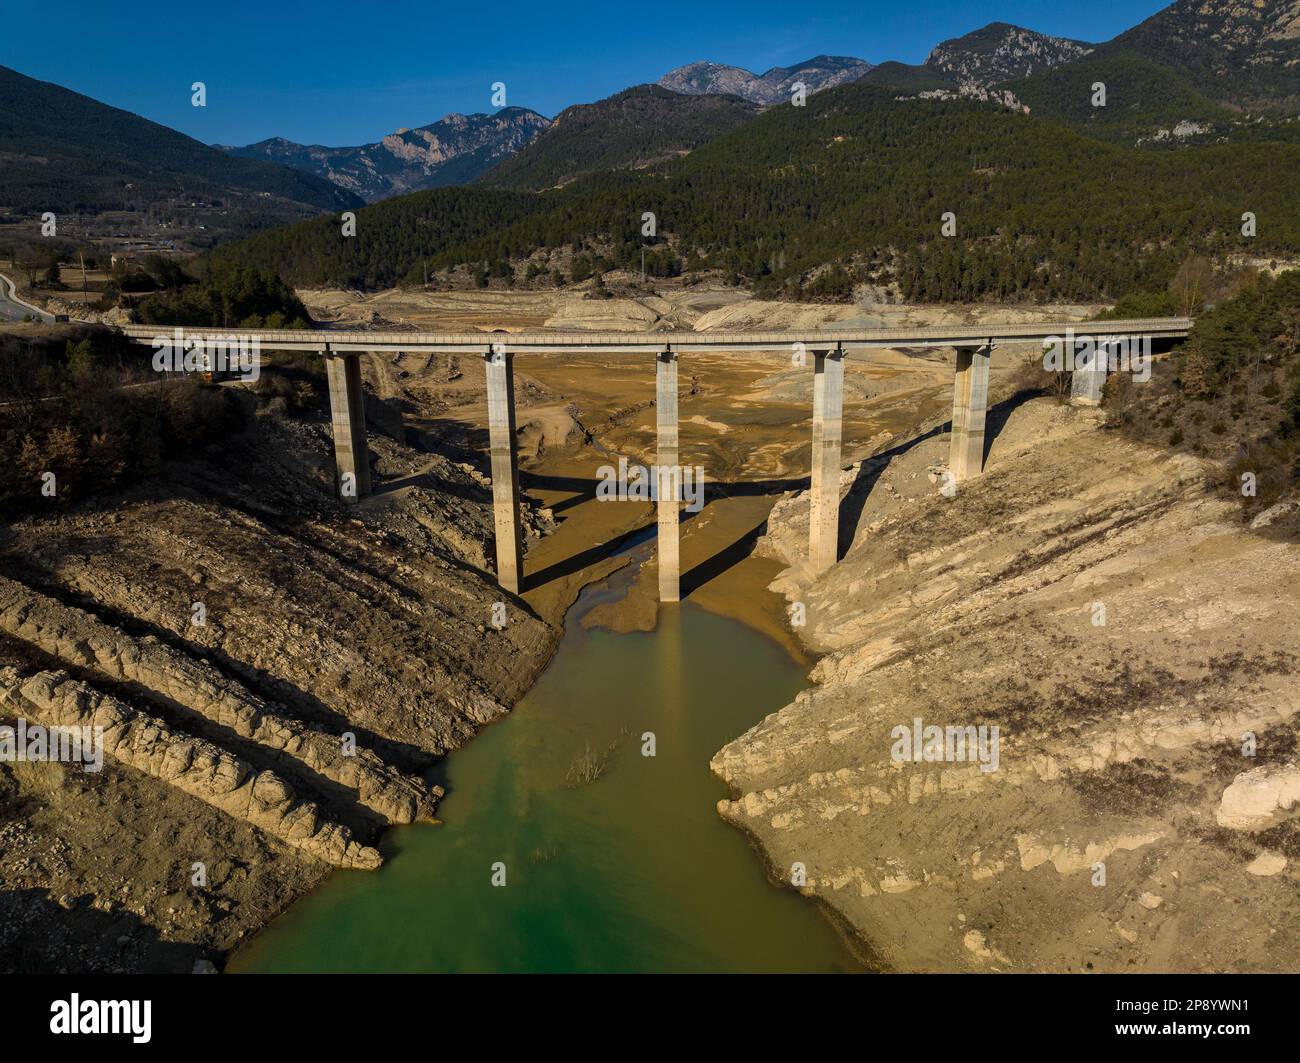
[
  {"left": 0, "top": 65, "right": 362, "bottom": 219},
  {"left": 211, "top": 186, "right": 547, "bottom": 289},
  {"left": 478, "top": 86, "right": 760, "bottom": 191},
  {"left": 1009, "top": 54, "right": 1233, "bottom": 143},
  {"left": 857, "top": 62, "right": 955, "bottom": 93},
  {"left": 1110, "top": 269, "right": 1300, "bottom": 517},
  {"left": 213, "top": 84, "right": 1300, "bottom": 304}
]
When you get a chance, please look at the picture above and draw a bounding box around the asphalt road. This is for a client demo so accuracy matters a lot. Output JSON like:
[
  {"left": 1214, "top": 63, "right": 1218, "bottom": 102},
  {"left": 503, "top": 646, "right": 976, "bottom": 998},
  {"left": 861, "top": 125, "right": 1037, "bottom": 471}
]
[{"left": 0, "top": 272, "right": 55, "bottom": 323}]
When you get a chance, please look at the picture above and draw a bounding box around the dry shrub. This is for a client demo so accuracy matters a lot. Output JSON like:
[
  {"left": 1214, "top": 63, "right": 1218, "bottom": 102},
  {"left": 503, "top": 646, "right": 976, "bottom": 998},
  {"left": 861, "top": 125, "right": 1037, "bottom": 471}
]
[
  {"left": 1009, "top": 348, "right": 1070, "bottom": 403},
  {"left": 564, "top": 740, "right": 615, "bottom": 787}
]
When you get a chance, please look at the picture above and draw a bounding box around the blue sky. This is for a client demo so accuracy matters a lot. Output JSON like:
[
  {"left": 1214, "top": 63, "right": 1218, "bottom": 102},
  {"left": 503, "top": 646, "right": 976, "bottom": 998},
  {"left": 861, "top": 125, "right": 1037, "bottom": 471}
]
[{"left": 1, "top": 0, "right": 1167, "bottom": 147}]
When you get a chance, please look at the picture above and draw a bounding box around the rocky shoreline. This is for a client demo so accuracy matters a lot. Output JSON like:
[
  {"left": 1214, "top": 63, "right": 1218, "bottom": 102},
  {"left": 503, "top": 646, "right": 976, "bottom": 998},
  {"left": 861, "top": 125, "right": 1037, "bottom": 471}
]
[
  {"left": 3, "top": 292, "right": 1193, "bottom": 973},
  {"left": 713, "top": 395, "right": 1300, "bottom": 972},
  {"left": 0, "top": 382, "right": 560, "bottom": 972}
]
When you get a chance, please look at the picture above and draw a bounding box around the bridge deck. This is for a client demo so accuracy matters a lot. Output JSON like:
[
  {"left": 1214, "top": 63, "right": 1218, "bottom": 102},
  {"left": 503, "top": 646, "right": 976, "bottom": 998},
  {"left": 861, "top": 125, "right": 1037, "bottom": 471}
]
[
  {"left": 119, "top": 318, "right": 1191, "bottom": 354},
  {"left": 114, "top": 315, "right": 1193, "bottom": 599}
]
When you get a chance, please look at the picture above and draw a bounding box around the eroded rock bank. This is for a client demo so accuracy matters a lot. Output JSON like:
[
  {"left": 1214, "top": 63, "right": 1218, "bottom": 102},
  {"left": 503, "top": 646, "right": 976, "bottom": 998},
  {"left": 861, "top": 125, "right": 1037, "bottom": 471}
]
[
  {"left": 0, "top": 385, "right": 558, "bottom": 972},
  {"left": 714, "top": 396, "right": 1300, "bottom": 972},
  {"left": 0, "top": 575, "right": 438, "bottom": 825},
  {"left": 1, "top": 669, "right": 381, "bottom": 870}
]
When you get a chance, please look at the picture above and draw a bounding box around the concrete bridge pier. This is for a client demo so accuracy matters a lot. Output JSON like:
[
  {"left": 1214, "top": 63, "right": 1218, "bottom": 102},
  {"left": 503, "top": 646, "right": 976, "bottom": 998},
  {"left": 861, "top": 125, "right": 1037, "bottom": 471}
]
[
  {"left": 809, "top": 345, "right": 845, "bottom": 574},
  {"left": 656, "top": 350, "right": 680, "bottom": 602},
  {"left": 949, "top": 343, "right": 992, "bottom": 482},
  {"left": 325, "top": 351, "right": 371, "bottom": 502},
  {"left": 484, "top": 347, "right": 524, "bottom": 595},
  {"left": 1070, "top": 342, "right": 1109, "bottom": 407}
]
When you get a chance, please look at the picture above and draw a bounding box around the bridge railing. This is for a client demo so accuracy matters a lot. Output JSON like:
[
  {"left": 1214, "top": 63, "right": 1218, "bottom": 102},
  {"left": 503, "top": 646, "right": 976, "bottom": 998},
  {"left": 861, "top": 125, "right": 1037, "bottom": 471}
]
[
  {"left": 117, "top": 319, "right": 1191, "bottom": 354},
  {"left": 116, "top": 319, "right": 1192, "bottom": 598}
]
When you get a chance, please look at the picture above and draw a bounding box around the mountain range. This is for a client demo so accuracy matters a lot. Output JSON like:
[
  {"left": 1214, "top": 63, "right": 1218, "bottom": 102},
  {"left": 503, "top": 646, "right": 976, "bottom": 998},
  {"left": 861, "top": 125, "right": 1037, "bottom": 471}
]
[
  {"left": 222, "top": 108, "right": 551, "bottom": 203},
  {"left": 477, "top": 85, "right": 760, "bottom": 190},
  {"left": 2, "top": 0, "right": 1298, "bottom": 254},
  {"left": 656, "top": 55, "right": 872, "bottom": 104},
  {"left": 203, "top": 0, "right": 1300, "bottom": 312},
  {"left": 212, "top": 11, "right": 1242, "bottom": 204},
  {"left": 211, "top": 78, "right": 1299, "bottom": 302},
  {"left": 217, "top": 57, "right": 866, "bottom": 199},
  {"left": 206, "top": 25, "right": 1104, "bottom": 203},
  {"left": 0, "top": 64, "right": 361, "bottom": 236},
  {"left": 658, "top": 25, "right": 1094, "bottom": 104},
  {"left": 221, "top": 4, "right": 1296, "bottom": 204}
]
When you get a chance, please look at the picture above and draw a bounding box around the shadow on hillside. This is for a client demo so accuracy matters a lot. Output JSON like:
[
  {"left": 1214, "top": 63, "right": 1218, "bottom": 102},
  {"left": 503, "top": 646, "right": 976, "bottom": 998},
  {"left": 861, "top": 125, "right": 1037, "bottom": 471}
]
[
  {"left": 524, "top": 521, "right": 657, "bottom": 591},
  {"left": 836, "top": 424, "right": 947, "bottom": 560},
  {"left": 523, "top": 474, "right": 809, "bottom": 594},
  {"left": 681, "top": 515, "right": 770, "bottom": 599},
  {"left": 981, "top": 388, "right": 1044, "bottom": 468},
  {"left": 0, "top": 886, "right": 201, "bottom": 974}
]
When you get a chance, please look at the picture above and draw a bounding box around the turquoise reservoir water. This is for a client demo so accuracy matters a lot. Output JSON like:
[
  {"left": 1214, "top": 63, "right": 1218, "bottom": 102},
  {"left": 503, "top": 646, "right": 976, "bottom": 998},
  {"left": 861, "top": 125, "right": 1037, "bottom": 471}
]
[{"left": 230, "top": 562, "right": 860, "bottom": 973}]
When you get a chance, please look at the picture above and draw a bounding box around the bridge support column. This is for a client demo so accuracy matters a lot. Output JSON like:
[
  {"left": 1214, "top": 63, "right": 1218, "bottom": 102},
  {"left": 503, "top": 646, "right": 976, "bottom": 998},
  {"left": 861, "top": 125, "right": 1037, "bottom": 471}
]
[
  {"left": 485, "top": 348, "right": 524, "bottom": 595},
  {"left": 1070, "top": 342, "right": 1109, "bottom": 407},
  {"left": 809, "top": 345, "right": 845, "bottom": 574},
  {"left": 325, "top": 351, "right": 371, "bottom": 502},
  {"left": 656, "top": 350, "right": 680, "bottom": 603},
  {"left": 949, "top": 344, "right": 991, "bottom": 482}
]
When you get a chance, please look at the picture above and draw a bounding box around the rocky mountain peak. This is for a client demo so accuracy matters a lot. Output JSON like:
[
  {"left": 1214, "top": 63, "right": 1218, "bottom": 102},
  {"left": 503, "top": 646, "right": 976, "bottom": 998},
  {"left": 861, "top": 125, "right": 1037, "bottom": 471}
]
[
  {"left": 1112, "top": 0, "right": 1300, "bottom": 60},
  {"left": 226, "top": 108, "right": 551, "bottom": 201},
  {"left": 925, "top": 22, "right": 1093, "bottom": 85},
  {"left": 658, "top": 55, "right": 872, "bottom": 104},
  {"left": 1104, "top": 0, "right": 1300, "bottom": 107}
]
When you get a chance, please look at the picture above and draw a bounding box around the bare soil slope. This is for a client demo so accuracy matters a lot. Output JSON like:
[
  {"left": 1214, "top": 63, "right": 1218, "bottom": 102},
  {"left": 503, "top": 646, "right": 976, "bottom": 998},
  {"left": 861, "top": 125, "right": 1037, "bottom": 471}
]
[
  {"left": 0, "top": 388, "right": 556, "bottom": 971},
  {"left": 716, "top": 396, "right": 1300, "bottom": 972}
]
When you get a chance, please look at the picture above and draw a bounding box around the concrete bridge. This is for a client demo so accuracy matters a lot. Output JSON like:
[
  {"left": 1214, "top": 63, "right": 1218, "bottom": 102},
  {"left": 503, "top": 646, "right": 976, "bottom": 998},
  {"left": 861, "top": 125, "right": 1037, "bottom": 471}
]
[{"left": 120, "top": 319, "right": 1190, "bottom": 602}]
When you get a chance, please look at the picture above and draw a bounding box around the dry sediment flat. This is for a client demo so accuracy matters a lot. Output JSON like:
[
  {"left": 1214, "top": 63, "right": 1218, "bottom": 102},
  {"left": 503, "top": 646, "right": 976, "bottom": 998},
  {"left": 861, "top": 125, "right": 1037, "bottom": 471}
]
[
  {"left": 350, "top": 283, "right": 1098, "bottom": 641},
  {"left": 300, "top": 279, "right": 1103, "bottom": 336}
]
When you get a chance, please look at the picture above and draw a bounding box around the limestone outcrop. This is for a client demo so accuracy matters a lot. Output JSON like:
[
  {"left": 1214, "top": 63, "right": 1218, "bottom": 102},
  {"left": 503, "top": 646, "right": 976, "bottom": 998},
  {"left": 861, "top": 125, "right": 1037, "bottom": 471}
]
[
  {"left": 0, "top": 668, "right": 380, "bottom": 870},
  {"left": 717, "top": 397, "right": 1300, "bottom": 972},
  {"left": 1216, "top": 763, "right": 1300, "bottom": 831},
  {"left": 0, "top": 574, "right": 437, "bottom": 825}
]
